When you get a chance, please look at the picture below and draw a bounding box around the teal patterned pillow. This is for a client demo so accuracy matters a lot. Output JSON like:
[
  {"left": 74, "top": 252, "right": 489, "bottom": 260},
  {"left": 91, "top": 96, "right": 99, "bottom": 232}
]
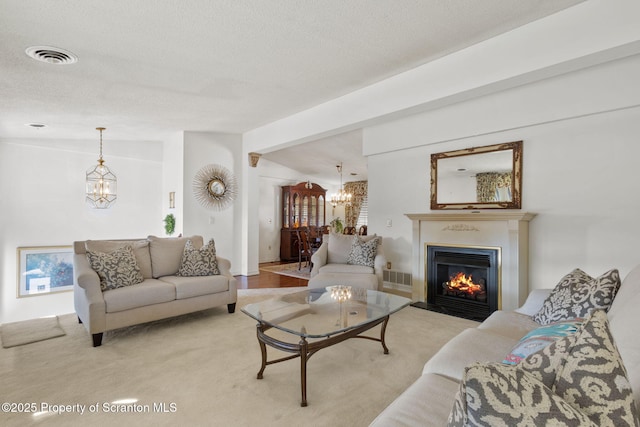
[
  {"left": 502, "top": 319, "right": 583, "bottom": 365},
  {"left": 86, "top": 245, "right": 144, "bottom": 291},
  {"left": 177, "top": 238, "right": 220, "bottom": 277},
  {"left": 347, "top": 236, "right": 380, "bottom": 268}
]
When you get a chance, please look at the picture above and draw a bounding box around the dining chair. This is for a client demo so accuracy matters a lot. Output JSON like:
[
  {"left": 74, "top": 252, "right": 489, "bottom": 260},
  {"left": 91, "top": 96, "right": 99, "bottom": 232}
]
[{"left": 296, "top": 229, "right": 314, "bottom": 270}]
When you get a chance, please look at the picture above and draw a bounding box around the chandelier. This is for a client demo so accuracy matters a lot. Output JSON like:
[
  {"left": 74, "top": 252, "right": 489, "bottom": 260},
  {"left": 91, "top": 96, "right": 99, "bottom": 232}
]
[
  {"left": 85, "top": 127, "right": 117, "bottom": 209},
  {"left": 330, "top": 162, "right": 352, "bottom": 207}
]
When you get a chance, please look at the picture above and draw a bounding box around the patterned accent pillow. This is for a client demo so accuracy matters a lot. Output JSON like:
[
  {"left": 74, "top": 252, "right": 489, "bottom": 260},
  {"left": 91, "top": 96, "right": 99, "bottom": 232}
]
[
  {"left": 346, "top": 236, "right": 380, "bottom": 268},
  {"left": 449, "top": 310, "right": 639, "bottom": 426},
  {"left": 520, "top": 310, "right": 639, "bottom": 426},
  {"left": 502, "top": 319, "right": 583, "bottom": 365},
  {"left": 86, "top": 245, "right": 144, "bottom": 291},
  {"left": 176, "top": 238, "right": 220, "bottom": 277},
  {"left": 532, "top": 268, "right": 620, "bottom": 325},
  {"left": 448, "top": 363, "right": 598, "bottom": 426}
]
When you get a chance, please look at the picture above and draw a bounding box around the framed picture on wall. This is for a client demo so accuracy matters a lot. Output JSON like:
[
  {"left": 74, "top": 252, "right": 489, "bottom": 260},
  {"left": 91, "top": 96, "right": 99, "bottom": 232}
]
[{"left": 17, "top": 246, "right": 74, "bottom": 298}]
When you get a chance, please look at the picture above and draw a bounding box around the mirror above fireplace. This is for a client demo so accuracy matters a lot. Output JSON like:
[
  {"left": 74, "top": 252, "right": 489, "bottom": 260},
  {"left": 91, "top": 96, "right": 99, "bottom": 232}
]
[{"left": 430, "top": 141, "right": 522, "bottom": 210}]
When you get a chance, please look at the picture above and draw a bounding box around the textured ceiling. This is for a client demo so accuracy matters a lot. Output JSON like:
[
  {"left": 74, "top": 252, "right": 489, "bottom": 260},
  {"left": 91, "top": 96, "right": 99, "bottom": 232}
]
[{"left": 0, "top": 0, "right": 584, "bottom": 181}]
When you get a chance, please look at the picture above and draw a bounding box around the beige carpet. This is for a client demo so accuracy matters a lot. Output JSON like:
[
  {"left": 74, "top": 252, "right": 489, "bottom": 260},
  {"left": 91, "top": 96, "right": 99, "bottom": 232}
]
[
  {"left": 259, "top": 262, "right": 311, "bottom": 279},
  {"left": 1, "top": 315, "right": 65, "bottom": 348},
  {"left": 0, "top": 287, "right": 477, "bottom": 427}
]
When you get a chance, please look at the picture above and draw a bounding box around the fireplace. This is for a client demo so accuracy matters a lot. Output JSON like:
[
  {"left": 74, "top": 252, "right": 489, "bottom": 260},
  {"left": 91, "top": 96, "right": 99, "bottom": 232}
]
[{"left": 422, "top": 244, "right": 501, "bottom": 321}]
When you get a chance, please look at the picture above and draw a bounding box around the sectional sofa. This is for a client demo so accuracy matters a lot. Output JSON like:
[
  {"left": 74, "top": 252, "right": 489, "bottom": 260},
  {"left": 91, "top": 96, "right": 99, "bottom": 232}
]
[
  {"left": 73, "top": 235, "right": 237, "bottom": 347},
  {"left": 370, "top": 265, "right": 640, "bottom": 425}
]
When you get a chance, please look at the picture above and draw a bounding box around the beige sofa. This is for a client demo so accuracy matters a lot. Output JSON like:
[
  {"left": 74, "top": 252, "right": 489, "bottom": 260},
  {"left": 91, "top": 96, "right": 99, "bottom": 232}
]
[
  {"left": 309, "top": 233, "right": 386, "bottom": 290},
  {"left": 73, "top": 235, "right": 237, "bottom": 347},
  {"left": 370, "top": 265, "right": 640, "bottom": 425}
]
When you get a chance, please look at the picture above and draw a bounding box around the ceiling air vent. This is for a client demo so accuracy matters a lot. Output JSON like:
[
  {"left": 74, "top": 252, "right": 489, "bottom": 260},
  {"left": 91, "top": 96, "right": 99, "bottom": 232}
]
[{"left": 25, "top": 46, "right": 78, "bottom": 65}]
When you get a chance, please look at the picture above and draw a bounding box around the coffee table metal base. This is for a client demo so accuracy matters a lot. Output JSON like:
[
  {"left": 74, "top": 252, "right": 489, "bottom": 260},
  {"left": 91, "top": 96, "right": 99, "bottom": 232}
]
[{"left": 254, "top": 316, "right": 390, "bottom": 407}]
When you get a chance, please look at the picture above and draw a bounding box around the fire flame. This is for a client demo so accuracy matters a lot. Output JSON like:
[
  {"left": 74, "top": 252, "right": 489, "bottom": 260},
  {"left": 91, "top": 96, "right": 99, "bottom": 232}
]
[{"left": 447, "top": 272, "right": 483, "bottom": 295}]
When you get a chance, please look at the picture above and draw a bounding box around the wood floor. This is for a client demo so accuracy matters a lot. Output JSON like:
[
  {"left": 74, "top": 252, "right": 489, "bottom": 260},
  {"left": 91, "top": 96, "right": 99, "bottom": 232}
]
[{"left": 235, "top": 262, "right": 310, "bottom": 289}]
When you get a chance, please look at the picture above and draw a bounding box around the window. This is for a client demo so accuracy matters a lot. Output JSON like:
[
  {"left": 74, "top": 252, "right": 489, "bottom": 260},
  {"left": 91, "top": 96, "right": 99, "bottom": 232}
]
[{"left": 356, "top": 196, "right": 368, "bottom": 228}]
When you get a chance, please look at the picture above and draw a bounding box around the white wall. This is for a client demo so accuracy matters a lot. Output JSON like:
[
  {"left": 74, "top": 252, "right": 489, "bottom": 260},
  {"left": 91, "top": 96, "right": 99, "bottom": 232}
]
[
  {"left": 182, "top": 132, "right": 243, "bottom": 274},
  {"left": 162, "top": 132, "right": 185, "bottom": 235},
  {"left": 365, "top": 53, "right": 640, "bottom": 289},
  {"left": 0, "top": 137, "right": 163, "bottom": 323}
]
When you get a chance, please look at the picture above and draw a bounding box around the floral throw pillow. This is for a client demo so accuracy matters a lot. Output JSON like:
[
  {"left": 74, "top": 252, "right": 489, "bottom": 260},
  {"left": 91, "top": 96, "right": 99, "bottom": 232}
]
[
  {"left": 347, "top": 236, "right": 380, "bottom": 268},
  {"left": 86, "top": 245, "right": 144, "bottom": 291},
  {"left": 177, "top": 238, "right": 220, "bottom": 277},
  {"left": 532, "top": 268, "right": 620, "bottom": 325}
]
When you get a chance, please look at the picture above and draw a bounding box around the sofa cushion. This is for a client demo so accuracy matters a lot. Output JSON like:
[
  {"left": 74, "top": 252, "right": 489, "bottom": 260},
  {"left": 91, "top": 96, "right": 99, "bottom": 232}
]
[
  {"left": 327, "top": 233, "right": 355, "bottom": 264},
  {"left": 477, "top": 310, "right": 540, "bottom": 341},
  {"left": 422, "top": 328, "right": 518, "bottom": 382},
  {"left": 318, "top": 263, "right": 373, "bottom": 275},
  {"left": 85, "top": 239, "right": 152, "bottom": 279},
  {"left": 159, "top": 274, "right": 229, "bottom": 299},
  {"left": 532, "top": 268, "right": 620, "bottom": 325},
  {"left": 502, "top": 319, "right": 583, "bottom": 365},
  {"left": 308, "top": 272, "right": 378, "bottom": 290},
  {"left": 449, "top": 310, "right": 638, "bottom": 426},
  {"left": 103, "top": 279, "right": 175, "bottom": 313},
  {"left": 370, "top": 373, "right": 460, "bottom": 427},
  {"left": 347, "top": 235, "right": 380, "bottom": 268},
  {"left": 148, "top": 235, "right": 203, "bottom": 278},
  {"left": 177, "top": 238, "right": 220, "bottom": 277},
  {"left": 86, "top": 245, "right": 144, "bottom": 291}
]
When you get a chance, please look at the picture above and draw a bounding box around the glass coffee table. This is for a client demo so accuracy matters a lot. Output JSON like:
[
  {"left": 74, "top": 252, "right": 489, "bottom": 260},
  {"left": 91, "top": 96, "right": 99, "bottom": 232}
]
[{"left": 241, "top": 286, "right": 411, "bottom": 406}]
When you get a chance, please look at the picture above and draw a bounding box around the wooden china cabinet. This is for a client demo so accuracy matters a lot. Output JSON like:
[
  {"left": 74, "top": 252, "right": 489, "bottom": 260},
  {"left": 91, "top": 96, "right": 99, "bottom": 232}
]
[{"left": 280, "top": 182, "right": 327, "bottom": 261}]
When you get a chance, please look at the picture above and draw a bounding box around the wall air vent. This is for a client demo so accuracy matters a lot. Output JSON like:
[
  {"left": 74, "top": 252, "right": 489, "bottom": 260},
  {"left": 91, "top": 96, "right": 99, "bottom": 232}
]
[{"left": 25, "top": 46, "right": 78, "bottom": 65}]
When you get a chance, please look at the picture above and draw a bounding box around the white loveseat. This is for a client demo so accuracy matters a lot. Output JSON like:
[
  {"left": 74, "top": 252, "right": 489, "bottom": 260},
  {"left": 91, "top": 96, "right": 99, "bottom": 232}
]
[
  {"left": 370, "top": 265, "right": 640, "bottom": 425},
  {"left": 73, "top": 235, "right": 237, "bottom": 347},
  {"left": 309, "top": 233, "right": 386, "bottom": 290}
]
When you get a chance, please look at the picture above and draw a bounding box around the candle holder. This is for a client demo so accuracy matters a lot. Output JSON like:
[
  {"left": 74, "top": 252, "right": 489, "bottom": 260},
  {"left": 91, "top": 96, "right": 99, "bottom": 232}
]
[{"left": 330, "top": 285, "right": 352, "bottom": 327}]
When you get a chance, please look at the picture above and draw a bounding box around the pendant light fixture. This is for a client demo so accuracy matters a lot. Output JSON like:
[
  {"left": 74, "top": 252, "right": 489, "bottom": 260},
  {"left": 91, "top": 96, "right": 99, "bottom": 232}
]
[
  {"left": 85, "top": 127, "right": 117, "bottom": 208},
  {"left": 330, "top": 162, "right": 352, "bottom": 207}
]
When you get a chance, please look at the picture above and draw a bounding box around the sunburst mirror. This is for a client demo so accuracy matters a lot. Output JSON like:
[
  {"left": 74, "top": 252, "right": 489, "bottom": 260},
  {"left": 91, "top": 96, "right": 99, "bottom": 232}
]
[{"left": 193, "top": 164, "right": 237, "bottom": 210}]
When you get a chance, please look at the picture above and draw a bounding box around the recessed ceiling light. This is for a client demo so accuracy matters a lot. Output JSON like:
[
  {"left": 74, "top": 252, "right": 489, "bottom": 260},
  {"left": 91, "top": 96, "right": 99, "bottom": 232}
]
[
  {"left": 26, "top": 123, "right": 47, "bottom": 128},
  {"left": 25, "top": 46, "right": 78, "bottom": 65}
]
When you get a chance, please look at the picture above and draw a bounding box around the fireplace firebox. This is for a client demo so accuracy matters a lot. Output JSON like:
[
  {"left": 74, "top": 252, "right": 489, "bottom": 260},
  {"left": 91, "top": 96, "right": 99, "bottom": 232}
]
[{"left": 421, "top": 245, "right": 500, "bottom": 321}]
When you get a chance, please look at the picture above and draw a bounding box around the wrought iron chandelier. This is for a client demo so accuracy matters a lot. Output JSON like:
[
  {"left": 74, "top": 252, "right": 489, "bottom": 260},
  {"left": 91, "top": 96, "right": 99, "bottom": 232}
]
[
  {"left": 330, "top": 162, "right": 352, "bottom": 207},
  {"left": 85, "top": 127, "right": 117, "bottom": 209}
]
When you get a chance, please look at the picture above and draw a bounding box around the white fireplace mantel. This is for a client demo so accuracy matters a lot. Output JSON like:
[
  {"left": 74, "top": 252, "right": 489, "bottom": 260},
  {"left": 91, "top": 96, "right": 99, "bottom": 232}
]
[{"left": 405, "top": 212, "right": 536, "bottom": 311}]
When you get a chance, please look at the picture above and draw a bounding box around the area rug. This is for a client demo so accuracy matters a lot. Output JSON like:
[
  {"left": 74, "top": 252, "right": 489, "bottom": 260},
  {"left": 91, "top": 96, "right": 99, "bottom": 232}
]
[
  {"left": 0, "top": 288, "right": 477, "bottom": 426},
  {"left": 0, "top": 315, "right": 65, "bottom": 348},
  {"left": 259, "top": 262, "right": 311, "bottom": 279}
]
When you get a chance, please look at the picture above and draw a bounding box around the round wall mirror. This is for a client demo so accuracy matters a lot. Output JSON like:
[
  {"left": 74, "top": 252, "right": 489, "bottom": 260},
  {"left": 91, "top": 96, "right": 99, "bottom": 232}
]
[
  {"left": 193, "top": 164, "right": 237, "bottom": 211},
  {"left": 208, "top": 179, "right": 226, "bottom": 197}
]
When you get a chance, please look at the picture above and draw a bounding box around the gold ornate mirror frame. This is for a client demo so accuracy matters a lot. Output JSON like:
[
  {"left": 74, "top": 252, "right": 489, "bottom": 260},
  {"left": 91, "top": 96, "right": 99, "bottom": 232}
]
[{"left": 430, "top": 141, "right": 522, "bottom": 210}]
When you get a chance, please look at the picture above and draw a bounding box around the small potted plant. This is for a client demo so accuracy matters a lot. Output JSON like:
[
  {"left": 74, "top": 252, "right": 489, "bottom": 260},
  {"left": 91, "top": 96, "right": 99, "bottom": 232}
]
[
  {"left": 330, "top": 217, "right": 344, "bottom": 234},
  {"left": 163, "top": 213, "right": 176, "bottom": 236}
]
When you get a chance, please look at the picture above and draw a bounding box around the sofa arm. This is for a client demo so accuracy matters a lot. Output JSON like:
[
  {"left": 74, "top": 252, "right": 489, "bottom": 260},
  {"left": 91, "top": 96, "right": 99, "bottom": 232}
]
[
  {"left": 373, "top": 244, "right": 387, "bottom": 289},
  {"left": 310, "top": 242, "right": 328, "bottom": 277},
  {"left": 73, "top": 253, "right": 106, "bottom": 334},
  {"left": 514, "top": 288, "right": 552, "bottom": 317},
  {"left": 216, "top": 256, "right": 232, "bottom": 277}
]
